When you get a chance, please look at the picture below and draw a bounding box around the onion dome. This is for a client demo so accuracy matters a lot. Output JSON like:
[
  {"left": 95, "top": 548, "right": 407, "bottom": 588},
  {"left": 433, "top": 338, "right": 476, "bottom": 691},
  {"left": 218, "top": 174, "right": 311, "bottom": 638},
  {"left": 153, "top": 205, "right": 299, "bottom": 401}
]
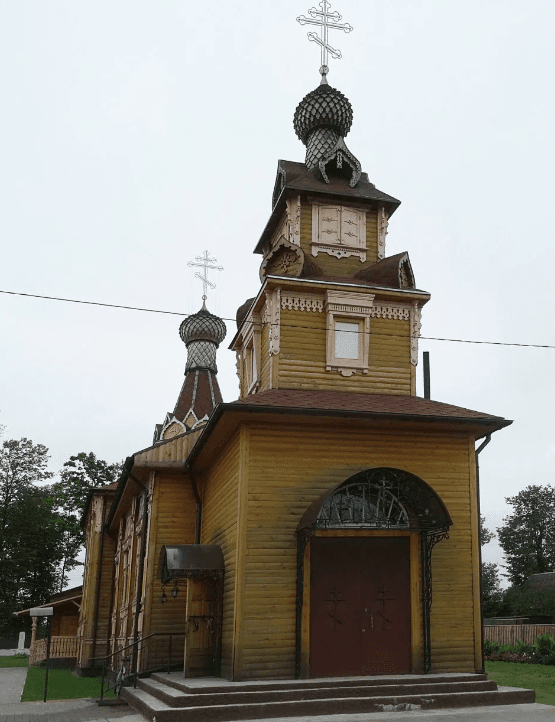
[
  {"left": 293, "top": 83, "right": 361, "bottom": 188},
  {"left": 293, "top": 84, "right": 353, "bottom": 144},
  {"left": 179, "top": 303, "right": 227, "bottom": 374}
]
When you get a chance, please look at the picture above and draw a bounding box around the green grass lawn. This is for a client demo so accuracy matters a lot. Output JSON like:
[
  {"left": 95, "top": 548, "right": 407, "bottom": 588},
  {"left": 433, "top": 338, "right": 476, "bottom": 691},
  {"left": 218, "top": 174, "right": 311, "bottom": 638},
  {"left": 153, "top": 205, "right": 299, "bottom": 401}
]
[
  {"left": 21, "top": 667, "right": 115, "bottom": 701},
  {"left": 0, "top": 655, "right": 29, "bottom": 668},
  {"left": 485, "top": 660, "right": 555, "bottom": 706}
]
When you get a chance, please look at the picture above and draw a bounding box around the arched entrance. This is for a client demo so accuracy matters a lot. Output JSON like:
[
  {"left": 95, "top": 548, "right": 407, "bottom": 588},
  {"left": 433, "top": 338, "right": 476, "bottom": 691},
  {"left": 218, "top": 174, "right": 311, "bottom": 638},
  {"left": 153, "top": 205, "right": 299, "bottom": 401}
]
[{"left": 295, "top": 468, "right": 452, "bottom": 678}]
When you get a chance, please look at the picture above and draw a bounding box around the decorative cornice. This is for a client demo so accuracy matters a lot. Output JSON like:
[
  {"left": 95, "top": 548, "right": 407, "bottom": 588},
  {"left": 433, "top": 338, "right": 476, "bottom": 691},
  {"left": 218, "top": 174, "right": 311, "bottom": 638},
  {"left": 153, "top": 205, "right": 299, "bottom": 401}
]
[{"left": 281, "top": 293, "right": 324, "bottom": 313}]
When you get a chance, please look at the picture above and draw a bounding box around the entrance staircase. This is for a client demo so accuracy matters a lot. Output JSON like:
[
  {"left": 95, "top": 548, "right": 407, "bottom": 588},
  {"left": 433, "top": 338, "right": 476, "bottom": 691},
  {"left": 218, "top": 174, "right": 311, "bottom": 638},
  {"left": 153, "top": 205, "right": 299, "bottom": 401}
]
[{"left": 122, "top": 671, "right": 535, "bottom": 721}]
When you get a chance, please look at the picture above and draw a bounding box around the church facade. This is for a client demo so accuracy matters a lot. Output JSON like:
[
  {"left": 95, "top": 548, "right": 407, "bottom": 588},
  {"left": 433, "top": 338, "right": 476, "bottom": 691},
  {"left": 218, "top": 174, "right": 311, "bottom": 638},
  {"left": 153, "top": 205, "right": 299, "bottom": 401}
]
[{"left": 76, "top": 73, "right": 510, "bottom": 682}]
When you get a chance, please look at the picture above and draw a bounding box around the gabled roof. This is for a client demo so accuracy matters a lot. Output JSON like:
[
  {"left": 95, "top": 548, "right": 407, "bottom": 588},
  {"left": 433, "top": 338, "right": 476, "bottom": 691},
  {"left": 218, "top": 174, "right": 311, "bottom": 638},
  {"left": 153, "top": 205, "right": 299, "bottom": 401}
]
[{"left": 523, "top": 572, "right": 555, "bottom": 590}]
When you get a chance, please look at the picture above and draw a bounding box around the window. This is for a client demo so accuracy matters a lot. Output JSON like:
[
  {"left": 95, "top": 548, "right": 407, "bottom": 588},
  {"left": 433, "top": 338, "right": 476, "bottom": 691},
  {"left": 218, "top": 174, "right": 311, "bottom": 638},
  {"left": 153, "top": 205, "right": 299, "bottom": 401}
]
[
  {"left": 334, "top": 321, "right": 359, "bottom": 360},
  {"left": 325, "top": 291, "right": 374, "bottom": 376},
  {"left": 311, "top": 203, "right": 367, "bottom": 261}
]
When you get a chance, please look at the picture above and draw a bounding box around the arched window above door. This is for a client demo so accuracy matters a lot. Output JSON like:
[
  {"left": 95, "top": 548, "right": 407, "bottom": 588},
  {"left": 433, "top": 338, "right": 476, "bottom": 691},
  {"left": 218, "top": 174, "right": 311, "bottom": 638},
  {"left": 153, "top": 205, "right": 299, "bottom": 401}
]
[{"left": 297, "top": 467, "right": 452, "bottom": 534}]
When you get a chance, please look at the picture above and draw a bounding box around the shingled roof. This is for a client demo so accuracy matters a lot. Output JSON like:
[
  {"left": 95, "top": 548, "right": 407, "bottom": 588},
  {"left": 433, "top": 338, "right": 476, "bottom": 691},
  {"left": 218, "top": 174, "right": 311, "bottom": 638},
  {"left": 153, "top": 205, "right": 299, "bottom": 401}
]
[{"left": 233, "top": 388, "right": 509, "bottom": 424}]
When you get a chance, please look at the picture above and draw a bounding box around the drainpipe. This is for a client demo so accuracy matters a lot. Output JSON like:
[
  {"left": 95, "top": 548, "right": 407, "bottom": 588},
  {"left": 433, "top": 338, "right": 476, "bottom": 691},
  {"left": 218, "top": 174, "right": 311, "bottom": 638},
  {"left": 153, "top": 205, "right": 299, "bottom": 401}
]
[
  {"left": 475, "top": 434, "right": 491, "bottom": 675},
  {"left": 131, "top": 485, "right": 150, "bottom": 677},
  {"left": 90, "top": 495, "right": 106, "bottom": 666},
  {"left": 185, "top": 463, "right": 202, "bottom": 544}
]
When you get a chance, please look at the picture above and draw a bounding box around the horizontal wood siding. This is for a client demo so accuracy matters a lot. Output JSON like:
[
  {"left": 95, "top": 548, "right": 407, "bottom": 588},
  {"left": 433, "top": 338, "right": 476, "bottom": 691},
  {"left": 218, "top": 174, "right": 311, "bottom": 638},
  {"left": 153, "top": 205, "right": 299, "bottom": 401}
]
[
  {"left": 279, "top": 309, "right": 411, "bottom": 394},
  {"left": 143, "top": 474, "right": 196, "bottom": 669},
  {"left": 201, "top": 430, "right": 241, "bottom": 680},
  {"left": 134, "top": 431, "right": 202, "bottom": 466},
  {"left": 239, "top": 423, "right": 477, "bottom": 678}
]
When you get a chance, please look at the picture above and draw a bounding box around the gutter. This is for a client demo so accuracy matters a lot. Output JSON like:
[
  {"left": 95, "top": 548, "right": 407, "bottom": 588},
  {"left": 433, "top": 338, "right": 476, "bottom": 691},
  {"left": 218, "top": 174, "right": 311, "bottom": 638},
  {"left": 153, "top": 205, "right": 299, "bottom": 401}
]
[
  {"left": 184, "top": 462, "right": 202, "bottom": 544},
  {"left": 475, "top": 434, "right": 492, "bottom": 675}
]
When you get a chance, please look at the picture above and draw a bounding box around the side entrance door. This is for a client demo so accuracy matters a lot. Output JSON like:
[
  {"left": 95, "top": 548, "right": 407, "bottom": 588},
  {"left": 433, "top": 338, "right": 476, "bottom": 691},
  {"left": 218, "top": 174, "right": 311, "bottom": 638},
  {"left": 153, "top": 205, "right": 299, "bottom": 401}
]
[{"left": 310, "top": 536, "right": 411, "bottom": 676}]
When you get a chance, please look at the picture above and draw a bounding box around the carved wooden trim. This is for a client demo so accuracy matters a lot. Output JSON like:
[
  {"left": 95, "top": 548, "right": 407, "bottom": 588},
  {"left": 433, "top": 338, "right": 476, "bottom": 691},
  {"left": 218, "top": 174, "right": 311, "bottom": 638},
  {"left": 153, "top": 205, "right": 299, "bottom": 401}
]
[
  {"left": 281, "top": 293, "right": 324, "bottom": 313},
  {"left": 410, "top": 300, "right": 422, "bottom": 366},
  {"left": 378, "top": 206, "right": 388, "bottom": 260},
  {"left": 286, "top": 195, "right": 301, "bottom": 247},
  {"left": 325, "top": 290, "right": 375, "bottom": 376},
  {"left": 262, "top": 288, "right": 281, "bottom": 357},
  {"left": 311, "top": 203, "right": 367, "bottom": 262}
]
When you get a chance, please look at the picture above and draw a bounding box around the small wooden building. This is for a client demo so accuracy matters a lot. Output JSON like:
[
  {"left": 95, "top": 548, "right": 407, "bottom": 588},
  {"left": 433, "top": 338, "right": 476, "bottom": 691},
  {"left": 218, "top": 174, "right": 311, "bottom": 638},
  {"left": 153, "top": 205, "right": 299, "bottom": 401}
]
[{"left": 76, "top": 78, "right": 511, "bottom": 681}]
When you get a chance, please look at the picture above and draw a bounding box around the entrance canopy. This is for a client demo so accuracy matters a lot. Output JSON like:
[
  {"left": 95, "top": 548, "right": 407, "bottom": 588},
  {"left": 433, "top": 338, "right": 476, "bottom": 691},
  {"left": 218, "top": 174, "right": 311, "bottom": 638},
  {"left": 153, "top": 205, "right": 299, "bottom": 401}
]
[
  {"left": 159, "top": 545, "right": 224, "bottom": 584},
  {"left": 297, "top": 467, "right": 452, "bottom": 534}
]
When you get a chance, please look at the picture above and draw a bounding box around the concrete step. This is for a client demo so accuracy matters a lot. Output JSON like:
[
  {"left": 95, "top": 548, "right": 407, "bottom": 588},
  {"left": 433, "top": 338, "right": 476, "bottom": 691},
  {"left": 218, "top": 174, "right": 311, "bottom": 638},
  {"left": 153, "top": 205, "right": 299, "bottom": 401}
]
[
  {"left": 122, "top": 682, "right": 536, "bottom": 722},
  {"left": 150, "top": 671, "right": 490, "bottom": 696},
  {"left": 138, "top": 676, "right": 500, "bottom": 707}
]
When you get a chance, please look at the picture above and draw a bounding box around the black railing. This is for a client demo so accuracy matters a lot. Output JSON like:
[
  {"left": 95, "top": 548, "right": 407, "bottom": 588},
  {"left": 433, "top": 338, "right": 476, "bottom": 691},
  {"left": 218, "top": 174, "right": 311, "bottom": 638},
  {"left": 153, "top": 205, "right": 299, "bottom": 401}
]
[{"left": 90, "top": 631, "right": 186, "bottom": 701}]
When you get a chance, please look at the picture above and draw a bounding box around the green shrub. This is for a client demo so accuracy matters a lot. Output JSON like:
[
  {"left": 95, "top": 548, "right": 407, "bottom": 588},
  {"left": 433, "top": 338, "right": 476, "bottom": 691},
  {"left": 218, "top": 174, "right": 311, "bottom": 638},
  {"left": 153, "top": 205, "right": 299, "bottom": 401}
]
[{"left": 532, "top": 634, "right": 555, "bottom": 665}]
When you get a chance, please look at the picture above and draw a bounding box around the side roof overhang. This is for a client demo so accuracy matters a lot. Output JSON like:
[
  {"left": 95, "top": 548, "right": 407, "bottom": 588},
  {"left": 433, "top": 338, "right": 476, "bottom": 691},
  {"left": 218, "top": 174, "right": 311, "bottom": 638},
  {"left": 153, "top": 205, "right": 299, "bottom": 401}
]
[{"left": 186, "top": 394, "right": 512, "bottom": 475}]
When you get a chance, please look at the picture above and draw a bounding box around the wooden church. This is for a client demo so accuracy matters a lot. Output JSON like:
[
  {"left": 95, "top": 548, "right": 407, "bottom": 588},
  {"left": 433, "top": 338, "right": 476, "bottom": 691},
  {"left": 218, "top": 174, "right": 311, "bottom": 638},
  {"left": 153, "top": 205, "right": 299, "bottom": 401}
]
[{"left": 76, "top": 50, "right": 512, "bottom": 684}]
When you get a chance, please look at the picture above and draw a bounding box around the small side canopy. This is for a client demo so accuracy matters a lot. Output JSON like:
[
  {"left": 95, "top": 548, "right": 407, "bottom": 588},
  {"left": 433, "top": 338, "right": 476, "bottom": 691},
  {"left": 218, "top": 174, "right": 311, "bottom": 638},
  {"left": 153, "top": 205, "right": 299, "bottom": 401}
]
[{"left": 160, "top": 545, "right": 224, "bottom": 584}]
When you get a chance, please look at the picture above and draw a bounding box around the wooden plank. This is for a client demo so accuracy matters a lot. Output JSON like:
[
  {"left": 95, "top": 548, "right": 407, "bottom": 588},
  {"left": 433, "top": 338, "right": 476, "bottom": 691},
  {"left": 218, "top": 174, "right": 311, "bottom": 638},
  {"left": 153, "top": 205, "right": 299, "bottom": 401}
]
[{"left": 233, "top": 425, "right": 249, "bottom": 680}]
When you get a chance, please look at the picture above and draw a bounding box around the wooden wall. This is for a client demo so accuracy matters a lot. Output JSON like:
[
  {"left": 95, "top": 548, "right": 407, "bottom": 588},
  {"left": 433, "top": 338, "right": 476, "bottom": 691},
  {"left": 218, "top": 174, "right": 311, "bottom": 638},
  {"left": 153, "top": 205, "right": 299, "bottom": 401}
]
[
  {"left": 200, "top": 429, "right": 242, "bottom": 680},
  {"left": 279, "top": 308, "right": 411, "bottom": 395},
  {"left": 231, "top": 421, "right": 480, "bottom": 679},
  {"left": 140, "top": 473, "right": 196, "bottom": 671},
  {"left": 76, "top": 493, "right": 115, "bottom": 669}
]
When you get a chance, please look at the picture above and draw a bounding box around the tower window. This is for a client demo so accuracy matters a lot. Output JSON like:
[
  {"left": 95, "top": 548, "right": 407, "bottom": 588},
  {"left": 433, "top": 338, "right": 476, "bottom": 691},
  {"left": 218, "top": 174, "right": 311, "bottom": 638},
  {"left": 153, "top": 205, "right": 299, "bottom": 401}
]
[{"left": 334, "top": 321, "right": 359, "bottom": 360}]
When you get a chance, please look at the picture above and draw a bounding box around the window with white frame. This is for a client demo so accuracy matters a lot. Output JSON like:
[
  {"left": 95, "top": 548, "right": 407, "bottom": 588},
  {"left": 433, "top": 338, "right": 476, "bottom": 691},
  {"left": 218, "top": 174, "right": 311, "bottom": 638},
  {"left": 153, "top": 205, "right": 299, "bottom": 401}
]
[
  {"left": 325, "top": 291, "right": 374, "bottom": 376},
  {"left": 242, "top": 317, "right": 261, "bottom": 394}
]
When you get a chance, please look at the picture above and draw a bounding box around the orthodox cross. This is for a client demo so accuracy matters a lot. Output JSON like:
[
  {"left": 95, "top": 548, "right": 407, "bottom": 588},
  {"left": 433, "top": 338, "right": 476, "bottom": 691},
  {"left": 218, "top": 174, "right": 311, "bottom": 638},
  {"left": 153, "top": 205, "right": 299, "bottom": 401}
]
[
  {"left": 187, "top": 251, "right": 223, "bottom": 303},
  {"left": 326, "top": 587, "right": 345, "bottom": 632},
  {"left": 297, "top": 0, "right": 353, "bottom": 81},
  {"left": 375, "top": 584, "right": 394, "bottom": 630}
]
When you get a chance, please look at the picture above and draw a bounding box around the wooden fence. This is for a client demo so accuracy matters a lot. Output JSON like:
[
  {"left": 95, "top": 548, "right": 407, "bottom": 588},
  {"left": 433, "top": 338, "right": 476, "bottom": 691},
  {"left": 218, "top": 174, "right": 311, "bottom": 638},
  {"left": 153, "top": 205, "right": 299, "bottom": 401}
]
[
  {"left": 30, "top": 636, "right": 79, "bottom": 665},
  {"left": 483, "top": 625, "right": 555, "bottom": 646}
]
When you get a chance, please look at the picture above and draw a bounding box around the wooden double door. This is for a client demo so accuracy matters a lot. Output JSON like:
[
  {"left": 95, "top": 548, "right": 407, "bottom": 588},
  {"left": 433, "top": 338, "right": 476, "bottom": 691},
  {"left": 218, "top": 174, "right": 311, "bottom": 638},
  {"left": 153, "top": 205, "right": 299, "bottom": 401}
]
[{"left": 310, "top": 537, "right": 411, "bottom": 677}]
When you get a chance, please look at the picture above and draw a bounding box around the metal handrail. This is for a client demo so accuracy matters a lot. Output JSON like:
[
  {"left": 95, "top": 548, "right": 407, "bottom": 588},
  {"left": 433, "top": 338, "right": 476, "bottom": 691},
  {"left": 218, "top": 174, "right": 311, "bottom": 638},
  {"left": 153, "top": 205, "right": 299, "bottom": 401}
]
[{"left": 89, "top": 631, "right": 186, "bottom": 701}]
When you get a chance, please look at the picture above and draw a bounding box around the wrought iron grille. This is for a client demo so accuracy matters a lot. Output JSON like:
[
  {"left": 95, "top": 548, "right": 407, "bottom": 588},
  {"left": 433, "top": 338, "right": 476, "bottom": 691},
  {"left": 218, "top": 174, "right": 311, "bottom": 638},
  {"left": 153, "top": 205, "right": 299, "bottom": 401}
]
[{"left": 314, "top": 467, "right": 451, "bottom": 532}]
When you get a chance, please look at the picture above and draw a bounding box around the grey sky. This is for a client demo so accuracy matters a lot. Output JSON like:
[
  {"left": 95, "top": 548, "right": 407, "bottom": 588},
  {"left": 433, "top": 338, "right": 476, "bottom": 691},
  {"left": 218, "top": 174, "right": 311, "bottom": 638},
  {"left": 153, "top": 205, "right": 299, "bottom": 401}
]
[{"left": 2, "top": 1, "right": 554, "bottom": 590}]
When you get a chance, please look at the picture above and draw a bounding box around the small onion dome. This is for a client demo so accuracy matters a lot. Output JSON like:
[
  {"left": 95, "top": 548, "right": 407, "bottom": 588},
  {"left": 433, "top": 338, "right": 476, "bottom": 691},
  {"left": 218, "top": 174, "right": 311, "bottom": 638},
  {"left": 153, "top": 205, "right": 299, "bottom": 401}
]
[
  {"left": 293, "top": 84, "right": 353, "bottom": 146},
  {"left": 179, "top": 305, "right": 226, "bottom": 348}
]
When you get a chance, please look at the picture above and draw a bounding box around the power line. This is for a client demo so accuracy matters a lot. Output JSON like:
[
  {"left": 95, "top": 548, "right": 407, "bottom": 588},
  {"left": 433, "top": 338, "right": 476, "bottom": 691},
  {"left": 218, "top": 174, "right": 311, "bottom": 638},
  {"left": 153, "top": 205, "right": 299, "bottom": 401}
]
[{"left": 2, "top": 288, "right": 555, "bottom": 350}]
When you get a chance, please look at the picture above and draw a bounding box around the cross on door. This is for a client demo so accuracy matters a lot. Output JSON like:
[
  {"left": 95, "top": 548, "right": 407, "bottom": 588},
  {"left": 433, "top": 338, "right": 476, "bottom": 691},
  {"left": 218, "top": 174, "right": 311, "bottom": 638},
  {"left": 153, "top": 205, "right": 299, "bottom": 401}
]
[
  {"left": 326, "top": 586, "right": 345, "bottom": 632},
  {"left": 375, "top": 584, "right": 394, "bottom": 631}
]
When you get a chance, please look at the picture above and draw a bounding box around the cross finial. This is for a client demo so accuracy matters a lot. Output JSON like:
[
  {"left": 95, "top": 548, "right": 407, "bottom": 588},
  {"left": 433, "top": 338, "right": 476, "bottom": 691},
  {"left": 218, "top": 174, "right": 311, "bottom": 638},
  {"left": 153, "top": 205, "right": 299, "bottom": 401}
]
[
  {"left": 187, "top": 250, "right": 223, "bottom": 306},
  {"left": 297, "top": 1, "right": 353, "bottom": 83}
]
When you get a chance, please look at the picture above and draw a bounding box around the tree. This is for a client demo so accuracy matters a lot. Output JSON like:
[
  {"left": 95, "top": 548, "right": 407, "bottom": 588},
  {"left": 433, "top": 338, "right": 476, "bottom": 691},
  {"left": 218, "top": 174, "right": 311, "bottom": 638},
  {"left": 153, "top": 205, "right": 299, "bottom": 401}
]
[
  {"left": 51, "top": 453, "right": 123, "bottom": 591},
  {"left": 0, "top": 439, "right": 64, "bottom": 634},
  {"left": 496, "top": 485, "right": 555, "bottom": 586},
  {"left": 503, "top": 584, "right": 555, "bottom": 619},
  {"left": 481, "top": 562, "right": 504, "bottom": 617},
  {"left": 479, "top": 514, "right": 495, "bottom": 546}
]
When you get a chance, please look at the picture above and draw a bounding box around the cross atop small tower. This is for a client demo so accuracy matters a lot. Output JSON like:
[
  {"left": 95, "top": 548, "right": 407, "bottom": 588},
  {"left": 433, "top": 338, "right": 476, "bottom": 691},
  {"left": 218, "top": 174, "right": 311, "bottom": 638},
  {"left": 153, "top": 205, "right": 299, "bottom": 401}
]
[
  {"left": 187, "top": 250, "right": 223, "bottom": 304},
  {"left": 297, "top": 0, "right": 353, "bottom": 83}
]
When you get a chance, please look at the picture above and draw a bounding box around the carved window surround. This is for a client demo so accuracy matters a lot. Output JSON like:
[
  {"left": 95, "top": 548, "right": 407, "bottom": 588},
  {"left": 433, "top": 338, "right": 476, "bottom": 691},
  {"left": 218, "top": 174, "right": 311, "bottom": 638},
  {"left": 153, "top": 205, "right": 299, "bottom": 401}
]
[
  {"left": 261, "top": 288, "right": 281, "bottom": 357},
  {"left": 325, "top": 290, "right": 375, "bottom": 377},
  {"left": 311, "top": 202, "right": 367, "bottom": 262}
]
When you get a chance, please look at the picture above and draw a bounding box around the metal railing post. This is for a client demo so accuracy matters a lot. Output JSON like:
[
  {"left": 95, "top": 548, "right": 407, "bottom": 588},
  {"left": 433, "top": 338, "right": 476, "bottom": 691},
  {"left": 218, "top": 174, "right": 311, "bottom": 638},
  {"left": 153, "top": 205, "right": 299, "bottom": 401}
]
[{"left": 100, "top": 663, "right": 105, "bottom": 702}]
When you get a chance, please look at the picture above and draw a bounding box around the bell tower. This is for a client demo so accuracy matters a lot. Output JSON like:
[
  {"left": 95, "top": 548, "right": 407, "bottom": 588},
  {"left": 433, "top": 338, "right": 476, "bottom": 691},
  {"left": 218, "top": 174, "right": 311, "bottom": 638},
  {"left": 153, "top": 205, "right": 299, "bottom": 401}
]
[{"left": 231, "top": 17, "right": 429, "bottom": 398}]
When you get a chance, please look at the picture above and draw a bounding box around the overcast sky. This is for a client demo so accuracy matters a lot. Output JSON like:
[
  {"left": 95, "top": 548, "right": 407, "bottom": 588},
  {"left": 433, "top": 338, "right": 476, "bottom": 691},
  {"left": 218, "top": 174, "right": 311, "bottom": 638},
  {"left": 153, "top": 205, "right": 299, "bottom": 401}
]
[{"left": 2, "top": 1, "right": 554, "bottom": 591}]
